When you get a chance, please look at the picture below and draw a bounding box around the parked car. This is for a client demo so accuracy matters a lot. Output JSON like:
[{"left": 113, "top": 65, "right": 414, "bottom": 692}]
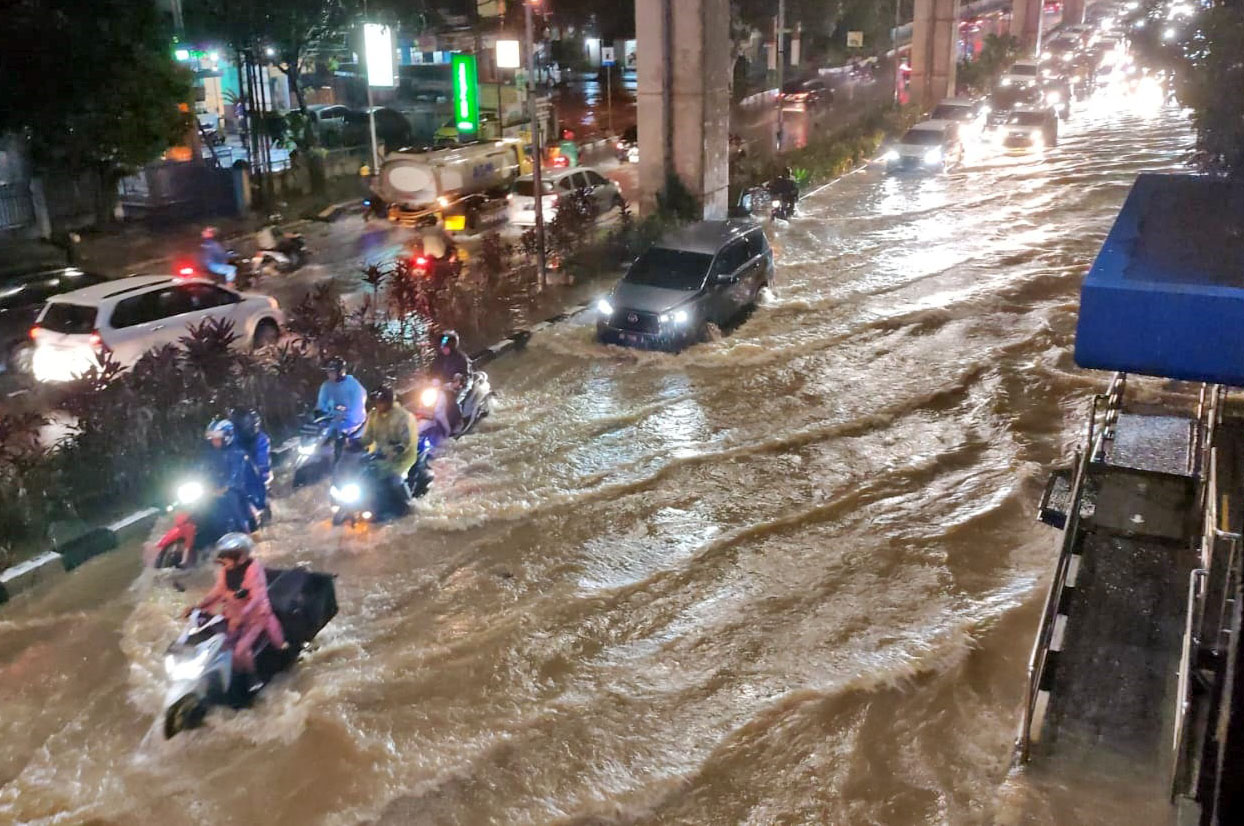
[
  {"left": 507, "top": 167, "right": 622, "bottom": 227},
  {"left": 30, "top": 276, "right": 283, "bottom": 383},
  {"left": 343, "top": 107, "right": 413, "bottom": 151},
  {"left": 596, "top": 220, "right": 773, "bottom": 351},
  {"left": 0, "top": 267, "right": 106, "bottom": 374},
  {"left": 305, "top": 104, "right": 350, "bottom": 140}
]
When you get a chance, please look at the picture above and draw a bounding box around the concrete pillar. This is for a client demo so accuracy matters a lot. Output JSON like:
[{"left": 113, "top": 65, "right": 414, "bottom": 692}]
[
  {"left": 1011, "top": 0, "right": 1045, "bottom": 54},
  {"left": 636, "top": 0, "right": 731, "bottom": 219},
  {"left": 909, "top": 0, "right": 960, "bottom": 110},
  {"left": 1062, "top": 0, "right": 1086, "bottom": 26}
]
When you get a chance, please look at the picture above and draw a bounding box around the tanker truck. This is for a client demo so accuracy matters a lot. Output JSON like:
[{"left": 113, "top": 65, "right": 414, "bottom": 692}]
[{"left": 373, "top": 139, "right": 524, "bottom": 234}]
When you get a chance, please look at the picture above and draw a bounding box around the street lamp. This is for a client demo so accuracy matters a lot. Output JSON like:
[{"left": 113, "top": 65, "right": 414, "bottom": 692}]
[{"left": 524, "top": 0, "right": 547, "bottom": 285}]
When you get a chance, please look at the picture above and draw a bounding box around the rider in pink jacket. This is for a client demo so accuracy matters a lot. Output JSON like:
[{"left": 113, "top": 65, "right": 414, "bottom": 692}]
[{"left": 188, "top": 533, "right": 286, "bottom": 674}]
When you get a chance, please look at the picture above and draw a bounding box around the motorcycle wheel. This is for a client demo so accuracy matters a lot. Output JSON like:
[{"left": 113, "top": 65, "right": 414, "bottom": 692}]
[
  {"left": 331, "top": 510, "right": 349, "bottom": 527},
  {"left": 155, "top": 539, "right": 187, "bottom": 569},
  {"left": 163, "top": 693, "right": 204, "bottom": 739}
]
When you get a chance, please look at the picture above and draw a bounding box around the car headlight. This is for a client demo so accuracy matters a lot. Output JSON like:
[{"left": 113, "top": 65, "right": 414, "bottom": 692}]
[
  {"left": 330, "top": 483, "right": 362, "bottom": 504},
  {"left": 298, "top": 442, "right": 318, "bottom": 456},
  {"left": 1046, "top": 90, "right": 1062, "bottom": 104},
  {"left": 1041, "top": 51, "right": 1051, "bottom": 60},
  {"left": 176, "top": 480, "right": 205, "bottom": 505},
  {"left": 660, "top": 309, "right": 691, "bottom": 325},
  {"left": 882, "top": 149, "right": 899, "bottom": 161},
  {"left": 923, "top": 148, "right": 944, "bottom": 165},
  {"left": 771, "top": 199, "right": 781, "bottom": 208},
  {"left": 596, "top": 298, "right": 614, "bottom": 316},
  {"left": 1000, "top": 78, "right": 1013, "bottom": 86},
  {"left": 164, "top": 649, "right": 212, "bottom": 681},
  {"left": 419, "top": 386, "right": 441, "bottom": 409}
]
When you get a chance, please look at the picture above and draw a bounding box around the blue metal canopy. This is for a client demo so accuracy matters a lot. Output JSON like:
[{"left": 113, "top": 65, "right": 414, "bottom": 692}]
[{"left": 1076, "top": 173, "right": 1244, "bottom": 386}]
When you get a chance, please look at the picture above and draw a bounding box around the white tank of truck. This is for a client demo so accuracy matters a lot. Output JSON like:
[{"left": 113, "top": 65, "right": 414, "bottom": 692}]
[{"left": 375, "top": 140, "right": 521, "bottom": 213}]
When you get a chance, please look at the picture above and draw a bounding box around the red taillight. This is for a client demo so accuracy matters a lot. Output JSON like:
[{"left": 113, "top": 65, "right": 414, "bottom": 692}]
[
  {"left": 177, "top": 265, "right": 195, "bottom": 277},
  {"left": 89, "top": 330, "right": 103, "bottom": 349},
  {"left": 415, "top": 256, "right": 428, "bottom": 266},
  {"left": 29, "top": 325, "right": 40, "bottom": 340},
  {"left": 550, "top": 194, "right": 559, "bottom": 205}
]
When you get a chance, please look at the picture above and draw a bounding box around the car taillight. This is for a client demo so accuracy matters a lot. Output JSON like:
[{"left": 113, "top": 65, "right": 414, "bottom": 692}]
[
  {"left": 29, "top": 325, "right": 40, "bottom": 340},
  {"left": 89, "top": 330, "right": 103, "bottom": 349},
  {"left": 550, "top": 194, "right": 559, "bottom": 204},
  {"left": 177, "top": 265, "right": 195, "bottom": 278},
  {"left": 415, "top": 256, "right": 428, "bottom": 266}
]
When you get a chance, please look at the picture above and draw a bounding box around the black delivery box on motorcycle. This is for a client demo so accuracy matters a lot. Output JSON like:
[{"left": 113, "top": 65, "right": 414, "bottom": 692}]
[{"left": 264, "top": 567, "right": 337, "bottom": 647}]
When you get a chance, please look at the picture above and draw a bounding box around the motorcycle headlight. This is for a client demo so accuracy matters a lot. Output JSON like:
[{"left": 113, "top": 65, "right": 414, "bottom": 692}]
[
  {"left": 596, "top": 298, "right": 614, "bottom": 316},
  {"left": 298, "top": 442, "right": 318, "bottom": 456},
  {"left": 923, "top": 148, "right": 944, "bottom": 165},
  {"left": 882, "top": 149, "right": 900, "bottom": 161},
  {"left": 176, "top": 480, "right": 205, "bottom": 506},
  {"left": 419, "top": 386, "right": 441, "bottom": 409},
  {"left": 164, "top": 648, "right": 212, "bottom": 681},
  {"left": 771, "top": 199, "right": 782, "bottom": 208},
  {"left": 330, "top": 483, "right": 362, "bottom": 504}
]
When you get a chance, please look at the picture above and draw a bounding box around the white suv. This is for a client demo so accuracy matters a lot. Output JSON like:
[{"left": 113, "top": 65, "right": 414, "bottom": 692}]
[
  {"left": 507, "top": 167, "right": 622, "bottom": 227},
  {"left": 30, "top": 275, "right": 283, "bottom": 382},
  {"left": 1000, "top": 59, "right": 1041, "bottom": 89}
]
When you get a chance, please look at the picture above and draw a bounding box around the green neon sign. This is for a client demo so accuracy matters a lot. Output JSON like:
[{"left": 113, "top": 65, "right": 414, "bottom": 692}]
[{"left": 451, "top": 53, "right": 480, "bottom": 135}]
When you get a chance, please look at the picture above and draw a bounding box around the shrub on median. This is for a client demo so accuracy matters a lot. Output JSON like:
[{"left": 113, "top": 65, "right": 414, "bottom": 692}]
[{"left": 0, "top": 284, "right": 426, "bottom": 548}]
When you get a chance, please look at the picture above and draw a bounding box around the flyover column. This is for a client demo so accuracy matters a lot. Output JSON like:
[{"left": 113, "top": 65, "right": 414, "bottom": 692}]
[
  {"left": 636, "top": 0, "right": 731, "bottom": 219},
  {"left": 909, "top": 0, "right": 961, "bottom": 110},
  {"left": 1011, "top": 0, "right": 1045, "bottom": 54},
  {"left": 1062, "top": 0, "right": 1086, "bottom": 26}
]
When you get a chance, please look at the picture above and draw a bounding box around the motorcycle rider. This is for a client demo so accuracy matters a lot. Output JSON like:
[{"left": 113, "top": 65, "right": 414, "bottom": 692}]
[
  {"left": 770, "top": 167, "right": 799, "bottom": 217},
  {"left": 199, "top": 226, "right": 236, "bottom": 285},
  {"left": 315, "top": 356, "right": 368, "bottom": 460},
  {"left": 203, "top": 419, "right": 262, "bottom": 537},
  {"left": 359, "top": 385, "right": 419, "bottom": 519},
  {"left": 184, "top": 533, "right": 287, "bottom": 705},
  {"left": 429, "top": 330, "right": 471, "bottom": 436},
  {"left": 230, "top": 407, "right": 272, "bottom": 506}
]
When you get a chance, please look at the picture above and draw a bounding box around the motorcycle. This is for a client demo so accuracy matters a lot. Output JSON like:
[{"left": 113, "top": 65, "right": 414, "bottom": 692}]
[
  {"left": 155, "top": 476, "right": 253, "bottom": 569},
  {"left": 160, "top": 566, "right": 338, "bottom": 738},
  {"left": 414, "top": 371, "right": 493, "bottom": 443},
  {"left": 291, "top": 409, "right": 361, "bottom": 489},
  {"left": 329, "top": 440, "right": 434, "bottom": 527},
  {"left": 250, "top": 232, "right": 308, "bottom": 278},
  {"left": 770, "top": 196, "right": 796, "bottom": 221},
  {"left": 362, "top": 196, "right": 387, "bottom": 222},
  {"left": 411, "top": 248, "right": 463, "bottom": 286}
]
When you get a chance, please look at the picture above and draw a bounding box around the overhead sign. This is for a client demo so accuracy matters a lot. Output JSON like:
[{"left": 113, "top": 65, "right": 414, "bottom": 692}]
[
  {"left": 846, "top": 31, "right": 864, "bottom": 48},
  {"left": 364, "top": 24, "right": 395, "bottom": 87},
  {"left": 451, "top": 53, "right": 480, "bottom": 135},
  {"left": 601, "top": 46, "right": 616, "bottom": 66},
  {"left": 496, "top": 39, "right": 521, "bottom": 69}
]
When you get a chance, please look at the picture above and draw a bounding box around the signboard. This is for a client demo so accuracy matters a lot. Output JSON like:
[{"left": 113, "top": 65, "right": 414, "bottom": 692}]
[
  {"left": 846, "top": 31, "right": 864, "bottom": 48},
  {"left": 496, "top": 39, "right": 521, "bottom": 69},
  {"left": 601, "top": 46, "right": 616, "bottom": 66},
  {"left": 451, "top": 53, "right": 480, "bottom": 136},
  {"left": 364, "top": 23, "right": 395, "bottom": 87}
]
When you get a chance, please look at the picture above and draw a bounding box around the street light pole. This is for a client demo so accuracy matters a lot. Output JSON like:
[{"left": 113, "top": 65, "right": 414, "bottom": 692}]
[
  {"left": 775, "top": 0, "right": 786, "bottom": 150},
  {"left": 525, "top": 0, "right": 547, "bottom": 285},
  {"left": 364, "top": 0, "right": 380, "bottom": 174}
]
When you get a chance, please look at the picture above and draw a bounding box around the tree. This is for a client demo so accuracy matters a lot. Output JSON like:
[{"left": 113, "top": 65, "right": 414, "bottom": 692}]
[
  {"left": 0, "top": 0, "right": 192, "bottom": 214},
  {"left": 1171, "top": 2, "right": 1244, "bottom": 175}
]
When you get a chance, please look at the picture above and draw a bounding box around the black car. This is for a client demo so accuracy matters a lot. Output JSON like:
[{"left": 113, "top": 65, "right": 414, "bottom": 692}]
[
  {"left": 0, "top": 267, "right": 106, "bottom": 373},
  {"left": 780, "top": 78, "right": 831, "bottom": 110},
  {"left": 596, "top": 220, "right": 774, "bottom": 351},
  {"left": 987, "top": 84, "right": 1045, "bottom": 127}
]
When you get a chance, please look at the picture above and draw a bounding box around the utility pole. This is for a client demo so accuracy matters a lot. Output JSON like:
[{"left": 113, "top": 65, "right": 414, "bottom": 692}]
[
  {"left": 775, "top": 0, "right": 786, "bottom": 151},
  {"left": 525, "top": 0, "right": 547, "bottom": 285},
  {"left": 364, "top": 0, "right": 380, "bottom": 174},
  {"left": 894, "top": 0, "right": 903, "bottom": 105}
]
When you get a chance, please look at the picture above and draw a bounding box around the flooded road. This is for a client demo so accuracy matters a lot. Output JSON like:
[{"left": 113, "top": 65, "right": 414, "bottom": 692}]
[{"left": 0, "top": 90, "right": 1193, "bottom": 825}]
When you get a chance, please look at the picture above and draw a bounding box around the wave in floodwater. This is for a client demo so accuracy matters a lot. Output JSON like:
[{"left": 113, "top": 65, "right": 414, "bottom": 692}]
[{"left": 0, "top": 101, "right": 1194, "bottom": 825}]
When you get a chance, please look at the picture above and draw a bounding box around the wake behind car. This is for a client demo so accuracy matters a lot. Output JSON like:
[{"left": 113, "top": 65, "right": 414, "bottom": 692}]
[
  {"left": 30, "top": 275, "right": 283, "bottom": 382},
  {"left": 884, "top": 121, "right": 964, "bottom": 173},
  {"left": 597, "top": 220, "right": 773, "bottom": 351},
  {"left": 0, "top": 266, "right": 105, "bottom": 374}
]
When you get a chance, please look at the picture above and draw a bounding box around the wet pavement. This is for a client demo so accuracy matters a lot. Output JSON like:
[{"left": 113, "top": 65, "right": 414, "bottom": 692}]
[{"left": 0, "top": 84, "right": 1194, "bottom": 825}]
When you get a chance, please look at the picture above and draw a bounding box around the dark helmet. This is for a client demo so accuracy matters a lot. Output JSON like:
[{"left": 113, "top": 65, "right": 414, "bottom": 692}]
[
  {"left": 230, "top": 407, "right": 261, "bottom": 437},
  {"left": 370, "top": 384, "right": 395, "bottom": 405},
  {"left": 782, "top": 166, "right": 793, "bottom": 178},
  {"left": 439, "top": 330, "right": 459, "bottom": 350},
  {"left": 323, "top": 355, "right": 346, "bottom": 374}
]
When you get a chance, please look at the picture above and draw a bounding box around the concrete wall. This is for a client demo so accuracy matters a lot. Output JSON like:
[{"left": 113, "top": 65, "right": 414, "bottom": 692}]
[
  {"left": 1012, "top": 0, "right": 1046, "bottom": 53},
  {"left": 636, "top": 0, "right": 731, "bottom": 219}
]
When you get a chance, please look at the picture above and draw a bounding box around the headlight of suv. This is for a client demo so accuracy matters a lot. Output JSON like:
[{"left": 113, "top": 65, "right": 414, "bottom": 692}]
[
  {"left": 882, "top": 149, "right": 900, "bottom": 161},
  {"left": 923, "top": 148, "right": 944, "bottom": 165},
  {"left": 596, "top": 298, "right": 614, "bottom": 316},
  {"left": 660, "top": 309, "right": 691, "bottom": 325}
]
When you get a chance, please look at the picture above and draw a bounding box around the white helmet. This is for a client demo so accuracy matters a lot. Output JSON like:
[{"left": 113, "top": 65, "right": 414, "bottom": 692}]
[{"left": 214, "top": 532, "right": 254, "bottom": 561}]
